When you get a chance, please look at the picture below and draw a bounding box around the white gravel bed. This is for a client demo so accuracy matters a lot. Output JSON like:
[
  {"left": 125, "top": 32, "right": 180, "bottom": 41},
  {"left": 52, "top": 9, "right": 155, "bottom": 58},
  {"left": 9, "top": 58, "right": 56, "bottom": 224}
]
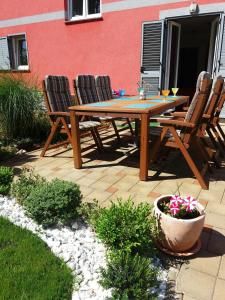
[{"left": 0, "top": 196, "right": 168, "bottom": 299}]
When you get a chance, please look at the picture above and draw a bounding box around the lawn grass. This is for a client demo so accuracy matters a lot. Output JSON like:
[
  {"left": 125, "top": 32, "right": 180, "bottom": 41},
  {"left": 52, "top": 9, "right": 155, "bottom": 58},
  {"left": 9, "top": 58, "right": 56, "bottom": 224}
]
[{"left": 0, "top": 217, "right": 74, "bottom": 300}]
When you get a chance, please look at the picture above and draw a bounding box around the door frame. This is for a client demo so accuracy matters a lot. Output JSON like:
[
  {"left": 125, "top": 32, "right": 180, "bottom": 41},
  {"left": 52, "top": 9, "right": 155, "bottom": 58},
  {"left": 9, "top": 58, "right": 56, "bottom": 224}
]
[{"left": 164, "top": 20, "right": 181, "bottom": 89}]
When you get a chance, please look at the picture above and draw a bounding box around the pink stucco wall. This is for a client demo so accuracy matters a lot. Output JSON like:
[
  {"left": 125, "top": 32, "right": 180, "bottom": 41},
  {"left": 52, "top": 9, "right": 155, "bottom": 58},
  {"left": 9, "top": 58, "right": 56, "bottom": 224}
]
[{"left": 0, "top": 0, "right": 223, "bottom": 94}]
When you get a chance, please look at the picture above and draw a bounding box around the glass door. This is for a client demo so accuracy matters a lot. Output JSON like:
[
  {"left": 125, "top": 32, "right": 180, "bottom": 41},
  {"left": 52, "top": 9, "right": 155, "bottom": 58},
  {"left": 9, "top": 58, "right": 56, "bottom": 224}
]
[{"left": 165, "top": 21, "right": 181, "bottom": 89}]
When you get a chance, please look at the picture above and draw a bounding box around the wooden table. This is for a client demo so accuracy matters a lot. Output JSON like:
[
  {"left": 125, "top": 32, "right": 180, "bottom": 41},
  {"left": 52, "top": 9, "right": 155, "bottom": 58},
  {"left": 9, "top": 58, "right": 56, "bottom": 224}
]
[{"left": 69, "top": 95, "right": 189, "bottom": 181}]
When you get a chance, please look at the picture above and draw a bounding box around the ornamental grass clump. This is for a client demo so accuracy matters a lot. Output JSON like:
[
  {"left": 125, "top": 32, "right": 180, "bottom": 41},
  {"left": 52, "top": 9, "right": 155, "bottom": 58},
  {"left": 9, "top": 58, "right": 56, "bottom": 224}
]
[
  {"left": 24, "top": 178, "right": 82, "bottom": 227},
  {"left": 0, "top": 166, "right": 13, "bottom": 195},
  {"left": 0, "top": 73, "right": 49, "bottom": 140},
  {"left": 158, "top": 195, "right": 200, "bottom": 219},
  {"left": 100, "top": 252, "right": 158, "bottom": 300}
]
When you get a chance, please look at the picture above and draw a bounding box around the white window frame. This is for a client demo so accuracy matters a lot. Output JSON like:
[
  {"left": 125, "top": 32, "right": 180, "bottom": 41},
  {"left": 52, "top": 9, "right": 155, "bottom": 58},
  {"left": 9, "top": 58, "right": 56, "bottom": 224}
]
[
  {"left": 68, "top": 0, "right": 102, "bottom": 21},
  {"left": 10, "top": 35, "right": 29, "bottom": 70}
]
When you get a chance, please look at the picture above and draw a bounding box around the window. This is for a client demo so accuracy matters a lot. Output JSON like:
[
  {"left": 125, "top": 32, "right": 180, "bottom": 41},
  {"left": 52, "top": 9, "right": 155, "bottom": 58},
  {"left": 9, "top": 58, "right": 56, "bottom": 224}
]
[
  {"left": 68, "top": 0, "right": 101, "bottom": 21},
  {"left": 0, "top": 34, "right": 29, "bottom": 71}
]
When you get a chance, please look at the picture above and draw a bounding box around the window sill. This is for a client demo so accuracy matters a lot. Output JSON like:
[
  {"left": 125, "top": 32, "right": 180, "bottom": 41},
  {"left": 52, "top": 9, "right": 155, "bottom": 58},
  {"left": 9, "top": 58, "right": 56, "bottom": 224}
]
[{"left": 65, "top": 15, "right": 103, "bottom": 25}]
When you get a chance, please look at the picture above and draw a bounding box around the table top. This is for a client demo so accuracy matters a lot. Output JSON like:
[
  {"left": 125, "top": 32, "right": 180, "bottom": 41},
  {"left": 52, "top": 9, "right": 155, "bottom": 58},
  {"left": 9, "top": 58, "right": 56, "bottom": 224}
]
[{"left": 69, "top": 95, "right": 189, "bottom": 116}]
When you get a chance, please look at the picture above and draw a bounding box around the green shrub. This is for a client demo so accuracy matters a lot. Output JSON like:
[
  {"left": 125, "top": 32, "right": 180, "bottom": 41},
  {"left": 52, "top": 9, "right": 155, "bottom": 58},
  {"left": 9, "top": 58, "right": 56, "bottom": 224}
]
[
  {"left": 11, "top": 168, "right": 46, "bottom": 204},
  {"left": 0, "top": 73, "right": 49, "bottom": 140},
  {"left": 82, "top": 198, "right": 155, "bottom": 254},
  {"left": 24, "top": 178, "right": 82, "bottom": 227},
  {"left": 100, "top": 252, "right": 158, "bottom": 300},
  {"left": 0, "top": 166, "right": 13, "bottom": 195}
]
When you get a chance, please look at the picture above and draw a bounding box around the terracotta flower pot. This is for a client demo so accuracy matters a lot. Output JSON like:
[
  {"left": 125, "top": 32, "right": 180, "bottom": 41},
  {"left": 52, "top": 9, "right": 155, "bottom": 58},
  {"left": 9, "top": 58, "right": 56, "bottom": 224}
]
[{"left": 154, "top": 195, "right": 205, "bottom": 253}]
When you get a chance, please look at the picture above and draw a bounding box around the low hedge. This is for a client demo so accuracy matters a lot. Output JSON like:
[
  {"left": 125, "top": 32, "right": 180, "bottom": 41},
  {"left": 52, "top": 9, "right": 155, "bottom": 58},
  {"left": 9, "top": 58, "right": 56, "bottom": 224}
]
[{"left": 24, "top": 178, "right": 82, "bottom": 227}]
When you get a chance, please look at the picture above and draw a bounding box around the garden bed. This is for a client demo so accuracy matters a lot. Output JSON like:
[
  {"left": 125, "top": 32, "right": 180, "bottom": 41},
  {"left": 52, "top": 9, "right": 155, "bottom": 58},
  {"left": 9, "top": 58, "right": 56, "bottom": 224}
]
[{"left": 0, "top": 195, "right": 168, "bottom": 299}]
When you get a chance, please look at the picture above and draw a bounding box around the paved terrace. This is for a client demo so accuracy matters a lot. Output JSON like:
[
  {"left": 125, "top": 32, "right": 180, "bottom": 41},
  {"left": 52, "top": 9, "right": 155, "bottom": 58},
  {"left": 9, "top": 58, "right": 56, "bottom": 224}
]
[{"left": 5, "top": 125, "right": 225, "bottom": 300}]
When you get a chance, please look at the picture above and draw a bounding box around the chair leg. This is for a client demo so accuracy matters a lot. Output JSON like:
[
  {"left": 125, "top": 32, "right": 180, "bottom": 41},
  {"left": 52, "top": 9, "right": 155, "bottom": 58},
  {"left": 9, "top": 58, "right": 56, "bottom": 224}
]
[
  {"left": 217, "top": 123, "right": 225, "bottom": 142},
  {"left": 61, "top": 118, "right": 72, "bottom": 143},
  {"left": 150, "top": 127, "right": 168, "bottom": 163},
  {"left": 90, "top": 128, "right": 103, "bottom": 151},
  {"left": 40, "top": 118, "right": 61, "bottom": 157},
  {"left": 111, "top": 119, "right": 121, "bottom": 142},
  {"left": 200, "top": 132, "right": 221, "bottom": 168},
  {"left": 206, "top": 127, "right": 223, "bottom": 158},
  {"left": 214, "top": 124, "right": 225, "bottom": 154},
  {"left": 193, "top": 137, "right": 213, "bottom": 173},
  {"left": 93, "top": 127, "right": 103, "bottom": 150},
  {"left": 170, "top": 127, "right": 208, "bottom": 189},
  {"left": 126, "top": 118, "right": 134, "bottom": 135}
]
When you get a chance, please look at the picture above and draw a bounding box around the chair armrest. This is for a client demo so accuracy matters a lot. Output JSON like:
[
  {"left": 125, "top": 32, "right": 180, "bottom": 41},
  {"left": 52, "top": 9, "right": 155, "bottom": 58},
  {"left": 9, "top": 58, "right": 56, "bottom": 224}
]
[
  {"left": 48, "top": 112, "right": 70, "bottom": 117},
  {"left": 170, "top": 112, "right": 186, "bottom": 117},
  {"left": 203, "top": 114, "right": 211, "bottom": 119},
  {"left": 156, "top": 118, "right": 195, "bottom": 128}
]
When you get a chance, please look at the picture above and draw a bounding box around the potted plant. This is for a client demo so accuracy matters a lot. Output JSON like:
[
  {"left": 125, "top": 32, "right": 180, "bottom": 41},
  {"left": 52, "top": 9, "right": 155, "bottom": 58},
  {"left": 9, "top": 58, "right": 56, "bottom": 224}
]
[{"left": 154, "top": 195, "right": 205, "bottom": 255}]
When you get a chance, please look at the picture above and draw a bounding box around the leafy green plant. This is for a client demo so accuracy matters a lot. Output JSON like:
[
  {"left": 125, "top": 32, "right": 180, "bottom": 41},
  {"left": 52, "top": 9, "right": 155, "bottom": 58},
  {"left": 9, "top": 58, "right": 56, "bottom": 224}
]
[
  {"left": 11, "top": 168, "right": 46, "bottom": 204},
  {"left": 100, "top": 252, "right": 158, "bottom": 300},
  {"left": 82, "top": 198, "right": 155, "bottom": 254},
  {"left": 0, "top": 72, "right": 49, "bottom": 140},
  {"left": 0, "top": 166, "right": 13, "bottom": 195},
  {"left": 24, "top": 178, "right": 82, "bottom": 227}
]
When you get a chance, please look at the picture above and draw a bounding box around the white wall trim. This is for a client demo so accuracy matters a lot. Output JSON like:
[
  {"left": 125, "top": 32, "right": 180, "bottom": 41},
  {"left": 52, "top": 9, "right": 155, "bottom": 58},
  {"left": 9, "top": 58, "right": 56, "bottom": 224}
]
[
  {"left": 0, "top": 11, "right": 65, "bottom": 29},
  {"left": 160, "top": 2, "right": 225, "bottom": 20},
  {"left": 0, "top": 1, "right": 224, "bottom": 29},
  {"left": 0, "top": 0, "right": 188, "bottom": 29},
  {"left": 103, "top": 0, "right": 188, "bottom": 13}
]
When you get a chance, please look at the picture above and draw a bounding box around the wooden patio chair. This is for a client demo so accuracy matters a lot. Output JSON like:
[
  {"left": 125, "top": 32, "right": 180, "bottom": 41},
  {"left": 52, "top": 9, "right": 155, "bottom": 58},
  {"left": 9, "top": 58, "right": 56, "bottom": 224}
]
[
  {"left": 170, "top": 75, "right": 224, "bottom": 165},
  {"left": 150, "top": 71, "right": 212, "bottom": 189},
  {"left": 95, "top": 75, "right": 134, "bottom": 136},
  {"left": 41, "top": 75, "right": 102, "bottom": 157},
  {"left": 74, "top": 74, "right": 121, "bottom": 142}
]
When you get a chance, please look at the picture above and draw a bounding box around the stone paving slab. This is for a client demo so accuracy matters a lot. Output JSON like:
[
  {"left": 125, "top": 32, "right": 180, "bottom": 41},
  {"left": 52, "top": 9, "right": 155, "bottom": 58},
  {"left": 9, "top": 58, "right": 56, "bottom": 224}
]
[
  {"left": 213, "top": 279, "right": 225, "bottom": 300},
  {"left": 176, "top": 267, "right": 216, "bottom": 300}
]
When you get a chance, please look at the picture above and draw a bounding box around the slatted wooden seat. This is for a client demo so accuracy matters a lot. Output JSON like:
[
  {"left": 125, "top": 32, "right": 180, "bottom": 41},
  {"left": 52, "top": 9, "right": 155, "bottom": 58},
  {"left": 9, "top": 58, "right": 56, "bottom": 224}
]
[
  {"left": 150, "top": 71, "right": 212, "bottom": 189},
  {"left": 41, "top": 75, "right": 102, "bottom": 157}
]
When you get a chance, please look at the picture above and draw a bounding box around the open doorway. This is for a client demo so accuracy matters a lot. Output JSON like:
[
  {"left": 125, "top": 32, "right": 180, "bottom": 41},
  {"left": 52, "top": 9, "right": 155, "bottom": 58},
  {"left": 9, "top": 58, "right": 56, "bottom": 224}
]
[{"left": 165, "top": 14, "right": 220, "bottom": 98}]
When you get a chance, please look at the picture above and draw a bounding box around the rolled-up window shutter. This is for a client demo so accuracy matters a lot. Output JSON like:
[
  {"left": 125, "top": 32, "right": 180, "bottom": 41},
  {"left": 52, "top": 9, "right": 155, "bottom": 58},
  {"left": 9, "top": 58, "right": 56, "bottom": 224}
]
[{"left": 0, "top": 37, "right": 10, "bottom": 70}]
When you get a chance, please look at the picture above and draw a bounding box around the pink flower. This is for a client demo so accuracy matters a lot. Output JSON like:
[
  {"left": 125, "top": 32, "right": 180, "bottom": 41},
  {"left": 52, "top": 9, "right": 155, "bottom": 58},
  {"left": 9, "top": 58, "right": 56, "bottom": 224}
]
[
  {"left": 170, "top": 195, "right": 183, "bottom": 206},
  {"left": 170, "top": 203, "right": 180, "bottom": 216},
  {"left": 183, "top": 196, "right": 197, "bottom": 212}
]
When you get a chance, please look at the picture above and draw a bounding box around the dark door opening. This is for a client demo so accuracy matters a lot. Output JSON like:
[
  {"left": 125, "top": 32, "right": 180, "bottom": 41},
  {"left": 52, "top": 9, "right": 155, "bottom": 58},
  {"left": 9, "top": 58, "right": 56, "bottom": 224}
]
[{"left": 167, "top": 14, "right": 220, "bottom": 98}]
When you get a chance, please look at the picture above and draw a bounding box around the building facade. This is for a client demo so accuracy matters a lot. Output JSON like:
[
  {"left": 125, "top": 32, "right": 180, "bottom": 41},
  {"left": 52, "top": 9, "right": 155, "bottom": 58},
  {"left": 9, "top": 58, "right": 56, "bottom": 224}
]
[{"left": 0, "top": 0, "right": 225, "bottom": 115}]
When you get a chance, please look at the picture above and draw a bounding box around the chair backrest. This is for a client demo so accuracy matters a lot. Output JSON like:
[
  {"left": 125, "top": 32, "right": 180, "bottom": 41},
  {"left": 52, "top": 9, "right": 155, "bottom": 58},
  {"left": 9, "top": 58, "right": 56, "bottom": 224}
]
[
  {"left": 95, "top": 75, "right": 113, "bottom": 101},
  {"left": 204, "top": 75, "right": 224, "bottom": 118},
  {"left": 44, "top": 75, "right": 72, "bottom": 112},
  {"left": 184, "top": 71, "right": 212, "bottom": 124},
  {"left": 75, "top": 75, "right": 99, "bottom": 105}
]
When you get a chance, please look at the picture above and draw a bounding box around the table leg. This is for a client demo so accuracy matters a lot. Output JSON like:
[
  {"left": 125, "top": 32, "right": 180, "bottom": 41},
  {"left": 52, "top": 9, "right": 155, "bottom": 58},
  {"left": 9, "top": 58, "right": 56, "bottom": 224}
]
[
  {"left": 70, "top": 111, "right": 82, "bottom": 169},
  {"left": 140, "top": 114, "right": 149, "bottom": 181}
]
